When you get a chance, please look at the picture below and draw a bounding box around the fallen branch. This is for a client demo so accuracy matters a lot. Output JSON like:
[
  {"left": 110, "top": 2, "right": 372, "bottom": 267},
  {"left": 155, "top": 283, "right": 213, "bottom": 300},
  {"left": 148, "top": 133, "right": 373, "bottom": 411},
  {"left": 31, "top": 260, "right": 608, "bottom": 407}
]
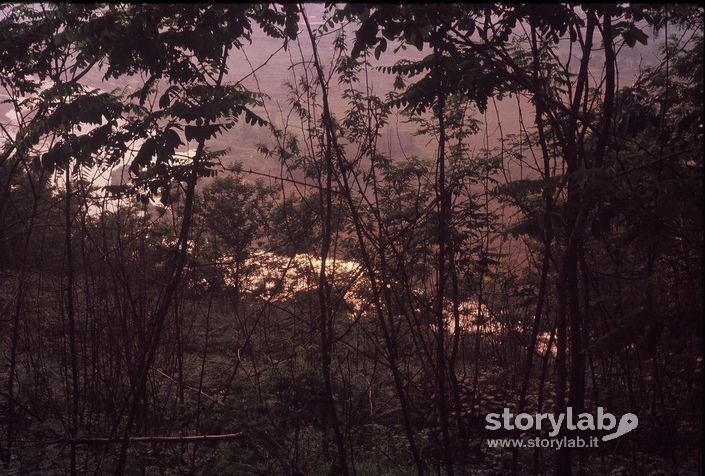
[{"left": 55, "top": 433, "right": 243, "bottom": 445}]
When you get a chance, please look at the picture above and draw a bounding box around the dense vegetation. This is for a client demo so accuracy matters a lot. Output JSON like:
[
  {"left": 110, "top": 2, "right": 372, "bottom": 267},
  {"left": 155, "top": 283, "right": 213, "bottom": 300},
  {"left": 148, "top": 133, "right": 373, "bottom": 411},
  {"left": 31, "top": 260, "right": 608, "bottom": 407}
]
[{"left": 0, "top": 4, "right": 702, "bottom": 475}]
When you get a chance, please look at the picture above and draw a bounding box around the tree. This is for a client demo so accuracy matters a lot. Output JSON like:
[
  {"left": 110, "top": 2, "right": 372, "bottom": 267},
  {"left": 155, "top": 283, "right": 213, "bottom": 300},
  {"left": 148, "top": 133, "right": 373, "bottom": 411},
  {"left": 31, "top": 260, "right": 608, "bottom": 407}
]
[
  {"left": 200, "top": 174, "right": 275, "bottom": 309},
  {"left": 0, "top": 3, "right": 701, "bottom": 475},
  {"left": 0, "top": 4, "right": 298, "bottom": 472}
]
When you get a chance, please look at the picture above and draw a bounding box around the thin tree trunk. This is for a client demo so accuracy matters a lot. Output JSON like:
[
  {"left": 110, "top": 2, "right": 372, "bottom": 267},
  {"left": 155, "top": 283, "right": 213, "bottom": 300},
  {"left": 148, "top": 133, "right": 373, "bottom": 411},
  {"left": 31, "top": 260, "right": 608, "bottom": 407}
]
[
  {"left": 317, "top": 90, "right": 350, "bottom": 476},
  {"left": 300, "top": 12, "right": 424, "bottom": 473},
  {"left": 512, "top": 22, "right": 556, "bottom": 476},
  {"left": 65, "top": 162, "right": 80, "bottom": 476},
  {"left": 432, "top": 36, "right": 455, "bottom": 476},
  {"left": 3, "top": 166, "right": 45, "bottom": 465},
  {"left": 447, "top": 257, "right": 467, "bottom": 451},
  {"left": 555, "top": 12, "right": 596, "bottom": 475},
  {"left": 113, "top": 166, "right": 198, "bottom": 474},
  {"left": 297, "top": 9, "right": 351, "bottom": 474}
]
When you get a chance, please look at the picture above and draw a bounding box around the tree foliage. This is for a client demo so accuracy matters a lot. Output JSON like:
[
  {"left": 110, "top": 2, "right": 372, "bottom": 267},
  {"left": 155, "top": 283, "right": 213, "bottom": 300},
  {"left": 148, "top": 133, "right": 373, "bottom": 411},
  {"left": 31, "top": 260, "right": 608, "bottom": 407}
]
[{"left": 0, "top": 3, "right": 702, "bottom": 475}]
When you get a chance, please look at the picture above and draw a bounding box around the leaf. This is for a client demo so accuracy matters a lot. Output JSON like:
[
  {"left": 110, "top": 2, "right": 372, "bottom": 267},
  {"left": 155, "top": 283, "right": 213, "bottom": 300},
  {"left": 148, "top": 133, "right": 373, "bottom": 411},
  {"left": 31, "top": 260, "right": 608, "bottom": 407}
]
[
  {"left": 184, "top": 124, "right": 223, "bottom": 142},
  {"left": 409, "top": 30, "right": 423, "bottom": 51},
  {"left": 352, "top": 17, "right": 379, "bottom": 58},
  {"left": 41, "top": 143, "right": 71, "bottom": 171},
  {"left": 629, "top": 25, "right": 648, "bottom": 45},
  {"left": 158, "top": 85, "right": 179, "bottom": 109},
  {"left": 138, "top": 75, "right": 158, "bottom": 106},
  {"left": 374, "top": 38, "right": 387, "bottom": 60},
  {"left": 162, "top": 128, "right": 183, "bottom": 150},
  {"left": 130, "top": 138, "right": 157, "bottom": 176},
  {"left": 243, "top": 109, "right": 267, "bottom": 127},
  {"left": 621, "top": 25, "right": 648, "bottom": 48}
]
